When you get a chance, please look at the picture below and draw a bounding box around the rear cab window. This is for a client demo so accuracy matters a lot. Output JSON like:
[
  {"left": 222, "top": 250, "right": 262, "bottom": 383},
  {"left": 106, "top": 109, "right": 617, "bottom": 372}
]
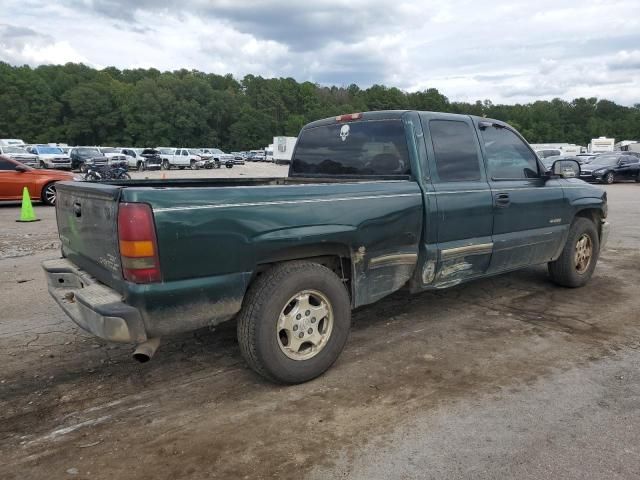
[{"left": 291, "top": 119, "right": 411, "bottom": 177}]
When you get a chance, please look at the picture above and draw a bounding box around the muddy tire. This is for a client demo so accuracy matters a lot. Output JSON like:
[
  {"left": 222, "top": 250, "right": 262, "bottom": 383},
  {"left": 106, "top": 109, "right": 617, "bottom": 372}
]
[
  {"left": 237, "top": 261, "right": 351, "bottom": 384},
  {"left": 548, "top": 217, "right": 600, "bottom": 288}
]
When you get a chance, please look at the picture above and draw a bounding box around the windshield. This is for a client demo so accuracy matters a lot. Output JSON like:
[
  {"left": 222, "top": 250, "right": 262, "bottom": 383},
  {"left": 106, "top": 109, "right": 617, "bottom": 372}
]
[
  {"left": 158, "top": 148, "right": 174, "bottom": 154},
  {"left": 77, "top": 147, "right": 101, "bottom": 156},
  {"left": 100, "top": 147, "right": 117, "bottom": 153},
  {"left": 187, "top": 149, "right": 201, "bottom": 155},
  {"left": 4, "top": 146, "right": 27, "bottom": 154},
  {"left": 593, "top": 155, "right": 621, "bottom": 166},
  {"left": 210, "top": 149, "right": 224, "bottom": 154},
  {"left": 37, "top": 146, "right": 63, "bottom": 154}
]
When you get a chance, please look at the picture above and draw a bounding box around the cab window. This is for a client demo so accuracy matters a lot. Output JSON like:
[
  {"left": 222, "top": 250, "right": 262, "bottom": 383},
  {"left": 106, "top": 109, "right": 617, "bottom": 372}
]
[
  {"left": 429, "top": 120, "right": 482, "bottom": 182},
  {"left": 480, "top": 125, "right": 539, "bottom": 179}
]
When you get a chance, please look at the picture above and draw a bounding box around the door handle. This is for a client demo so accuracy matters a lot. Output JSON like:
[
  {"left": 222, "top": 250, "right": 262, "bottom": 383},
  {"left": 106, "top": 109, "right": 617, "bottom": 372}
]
[{"left": 494, "top": 193, "right": 510, "bottom": 208}]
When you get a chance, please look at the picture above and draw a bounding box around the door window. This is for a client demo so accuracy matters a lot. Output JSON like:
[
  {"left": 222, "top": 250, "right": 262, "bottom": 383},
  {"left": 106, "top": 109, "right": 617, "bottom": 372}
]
[
  {"left": 429, "top": 120, "right": 482, "bottom": 182},
  {"left": 480, "top": 126, "right": 539, "bottom": 179}
]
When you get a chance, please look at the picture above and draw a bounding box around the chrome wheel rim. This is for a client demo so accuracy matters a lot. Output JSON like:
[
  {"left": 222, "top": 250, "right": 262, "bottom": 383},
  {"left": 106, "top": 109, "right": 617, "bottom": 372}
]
[
  {"left": 44, "top": 184, "right": 56, "bottom": 204},
  {"left": 574, "top": 233, "right": 593, "bottom": 274},
  {"left": 277, "top": 290, "right": 333, "bottom": 361},
  {"left": 606, "top": 173, "right": 614, "bottom": 184}
]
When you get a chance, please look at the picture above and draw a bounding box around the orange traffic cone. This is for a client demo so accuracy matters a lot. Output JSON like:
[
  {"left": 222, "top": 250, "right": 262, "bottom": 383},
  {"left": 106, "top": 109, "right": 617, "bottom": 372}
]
[{"left": 16, "top": 187, "right": 40, "bottom": 222}]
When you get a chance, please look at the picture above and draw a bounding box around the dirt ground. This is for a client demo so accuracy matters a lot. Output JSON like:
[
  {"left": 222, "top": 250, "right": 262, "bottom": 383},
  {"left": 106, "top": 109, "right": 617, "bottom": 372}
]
[{"left": 0, "top": 171, "right": 638, "bottom": 480}]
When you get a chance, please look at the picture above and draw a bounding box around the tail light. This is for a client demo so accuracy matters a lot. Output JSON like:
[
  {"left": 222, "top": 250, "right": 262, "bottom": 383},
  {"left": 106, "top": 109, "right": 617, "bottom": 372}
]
[
  {"left": 335, "top": 113, "right": 362, "bottom": 122},
  {"left": 117, "top": 203, "right": 161, "bottom": 283}
]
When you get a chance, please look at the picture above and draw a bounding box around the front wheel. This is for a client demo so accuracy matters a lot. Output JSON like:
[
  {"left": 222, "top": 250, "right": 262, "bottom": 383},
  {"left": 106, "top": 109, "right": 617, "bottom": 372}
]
[
  {"left": 137, "top": 162, "right": 145, "bottom": 172},
  {"left": 41, "top": 182, "right": 57, "bottom": 206},
  {"left": 162, "top": 160, "right": 170, "bottom": 170},
  {"left": 190, "top": 160, "right": 199, "bottom": 170},
  {"left": 117, "top": 172, "right": 131, "bottom": 180},
  {"left": 84, "top": 172, "right": 100, "bottom": 182},
  {"left": 548, "top": 217, "right": 600, "bottom": 288},
  {"left": 603, "top": 172, "right": 615, "bottom": 184},
  {"left": 237, "top": 261, "right": 351, "bottom": 384}
]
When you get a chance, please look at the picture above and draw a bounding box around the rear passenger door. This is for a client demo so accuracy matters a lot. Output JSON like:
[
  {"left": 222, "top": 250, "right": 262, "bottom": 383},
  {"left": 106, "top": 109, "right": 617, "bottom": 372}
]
[
  {"left": 477, "top": 122, "right": 567, "bottom": 273},
  {"left": 420, "top": 113, "right": 494, "bottom": 286}
]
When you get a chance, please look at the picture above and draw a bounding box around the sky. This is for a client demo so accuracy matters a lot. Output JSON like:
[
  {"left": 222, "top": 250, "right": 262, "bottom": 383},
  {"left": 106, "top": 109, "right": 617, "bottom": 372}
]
[{"left": 1, "top": 0, "right": 640, "bottom": 105}]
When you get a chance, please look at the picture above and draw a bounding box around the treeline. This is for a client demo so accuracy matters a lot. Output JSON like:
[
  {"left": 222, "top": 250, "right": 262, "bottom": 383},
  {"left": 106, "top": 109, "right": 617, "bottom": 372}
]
[{"left": 1, "top": 62, "right": 639, "bottom": 150}]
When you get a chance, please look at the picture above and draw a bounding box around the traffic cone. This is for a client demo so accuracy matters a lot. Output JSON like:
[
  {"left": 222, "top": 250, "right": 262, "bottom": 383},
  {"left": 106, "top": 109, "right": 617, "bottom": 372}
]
[{"left": 16, "top": 187, "right": 40, "bottom": 223}]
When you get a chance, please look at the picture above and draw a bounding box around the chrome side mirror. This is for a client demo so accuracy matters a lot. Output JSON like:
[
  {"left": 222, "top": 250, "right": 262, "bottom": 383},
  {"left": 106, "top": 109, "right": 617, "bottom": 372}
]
[{"left": 552, "top": 159, "right": 580, "bottom": 178}]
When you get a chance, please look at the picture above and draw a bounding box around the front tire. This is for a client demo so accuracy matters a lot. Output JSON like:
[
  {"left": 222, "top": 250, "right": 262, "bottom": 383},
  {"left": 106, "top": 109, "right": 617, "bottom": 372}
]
[
  {"left": 190, "top": 160, "right": 199, "bottom": 170},
  {"left": 237, "top": 261, "right": 351, "bottom": 384},
  {"left": 137, "top": 161, "right": 145, "bottom": 172},
  {"left": 548, "top": 217, "right": 600, "bottom": 288},
  {"left": 41, "top": 182, "right": 57, "bottom": 206},
  {"left": 162, "top": 160, "right": 170, "bottom": 170},
  {"left": 603, "top": 172, "right": 615, "bottom": 184}
]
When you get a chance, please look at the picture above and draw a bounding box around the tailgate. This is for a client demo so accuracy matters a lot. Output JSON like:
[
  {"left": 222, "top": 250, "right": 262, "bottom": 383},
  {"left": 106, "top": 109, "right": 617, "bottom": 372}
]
[{"left": 55, "top": 182, "right": 124, "bottom": 290}]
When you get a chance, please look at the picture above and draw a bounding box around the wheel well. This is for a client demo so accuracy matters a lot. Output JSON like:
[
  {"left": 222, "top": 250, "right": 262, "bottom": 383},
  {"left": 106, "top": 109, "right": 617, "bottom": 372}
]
[
  {"left": 254, "top": 255, "right": 352, "bottom": 298},
  {"left": 575, "top": 208, "right": 603, "bottom": 238}
]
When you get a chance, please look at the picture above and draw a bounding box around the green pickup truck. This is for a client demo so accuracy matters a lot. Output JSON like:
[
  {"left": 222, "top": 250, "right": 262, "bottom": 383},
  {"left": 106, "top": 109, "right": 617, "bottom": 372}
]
[{"left": 43, "top": 111, "right": 609, "bottom": 384}]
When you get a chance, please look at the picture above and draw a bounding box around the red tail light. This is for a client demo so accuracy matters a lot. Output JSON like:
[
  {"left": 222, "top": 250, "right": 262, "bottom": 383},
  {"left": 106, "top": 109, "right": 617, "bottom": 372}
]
[
  {"left": 117, "top": 203, "right": 161, "bottom": 283},
  {"left": 335, "top": 113, "right": 362, "bottom": 122}
]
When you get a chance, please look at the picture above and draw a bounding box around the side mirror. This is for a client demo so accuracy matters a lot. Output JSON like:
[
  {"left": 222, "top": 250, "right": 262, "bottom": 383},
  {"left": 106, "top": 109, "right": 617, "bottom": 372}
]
[
  {"left": 551, "top": 159, "right": 580, "bottom": 179},
  {"left": 15, "top": 164, "right": 28, "bottom": 172}
]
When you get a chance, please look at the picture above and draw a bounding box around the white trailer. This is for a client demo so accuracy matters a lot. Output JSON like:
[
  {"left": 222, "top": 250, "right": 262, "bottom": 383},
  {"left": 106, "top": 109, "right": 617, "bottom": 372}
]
[
  {"left": 589, "top": 137, "right": 615, "bottom": 153},
  {"left": 272, "top": 136, "right": 297, "bottom": 165}
]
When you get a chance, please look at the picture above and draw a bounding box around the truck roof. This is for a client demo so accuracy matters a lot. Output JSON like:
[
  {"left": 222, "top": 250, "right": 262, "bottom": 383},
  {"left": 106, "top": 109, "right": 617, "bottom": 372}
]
[{"left": 303, "top": 110, "right": 507, "bottom": 129}]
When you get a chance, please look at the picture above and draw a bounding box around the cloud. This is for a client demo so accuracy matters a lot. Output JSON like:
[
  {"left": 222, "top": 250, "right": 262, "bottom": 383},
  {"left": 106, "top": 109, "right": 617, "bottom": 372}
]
[{"left": 1, "top": 0, "right": 640, "bottom": 105}]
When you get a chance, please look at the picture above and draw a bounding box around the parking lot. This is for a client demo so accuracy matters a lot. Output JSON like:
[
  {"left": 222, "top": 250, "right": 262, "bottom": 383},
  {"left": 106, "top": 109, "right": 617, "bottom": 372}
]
[{"left": 0, "top": 168, "right": 639, "bottom": 479}]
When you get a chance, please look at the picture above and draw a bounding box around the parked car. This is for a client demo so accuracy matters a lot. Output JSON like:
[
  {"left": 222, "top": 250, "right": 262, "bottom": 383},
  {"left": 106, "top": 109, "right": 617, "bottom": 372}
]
[
  {"left": 574, "top": 153, "right": 600, "bottom": 164},
  {"left": 69, "top": 147, "right": 106, "bottom": 172},
  {"left": 229, "top": 152, "right": 246, "bottom": 165},
  {"left": 535, "top": 149, "right": 562, "bottom": 160},
  {"left": 119, "top": 148, "right": 146, "bottom": 170},
  {"left": 619, "top": 151, "right": 640, "bottom": 159},
  {"left": 44, "top": 110, "right": 608, "bottom": 384},
  {"left": 139, "top": 148, "right": 162, "bottom": 170},
  {"left": 26, "top": 145, "right": 72, "bottom": 170},
  {"left": 201, "top": 148, "right": 235, "bottom": 168},
  {"left": 579, "top": 153, "right": 640, "bottom": 183},
  {"left": 99, "top": 147, "right": 135, "bottom": 167},
  {"left": 164, "top": 148, "right": 205, "bottom": 170},
  {"left": 0, "top": 155, "right": 80, "bottom": 205},
  {"left": 156, "top": 148, "right": 176, "bottom": 168},
  {"left": 0, "top": 145, "right": 38, "bottom": 167}
]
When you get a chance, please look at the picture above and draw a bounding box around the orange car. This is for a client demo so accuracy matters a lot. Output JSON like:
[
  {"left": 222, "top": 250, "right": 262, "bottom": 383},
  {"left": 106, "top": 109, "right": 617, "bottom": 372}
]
[{"left": 0, "top": 155, "right": 79, "bottom": 205}]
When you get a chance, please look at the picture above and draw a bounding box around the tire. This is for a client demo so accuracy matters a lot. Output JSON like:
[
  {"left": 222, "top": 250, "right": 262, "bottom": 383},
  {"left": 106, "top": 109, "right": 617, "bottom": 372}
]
[
  {"left": 41, "top": 182, "right": 57, "bottom": 206},
  {"left": 162, "top": 160, "right": 170, "bottom": 170},
  {"left": 190, "top": 160, "right": 199, "bottom": 170},
  {"left": 137, "top": 162, "right": 145, "bottom": 172},
  {"left": 118, "top": 172, "right": 131, "bottom": 180},
  {"left": 548, "top": 217, "right": 600, "bottom": 288},
  {"left": 237, "top": 261, "right": 351, "bottom": 384},
  {"left": 226, "top": 163, "right": 233, "bottom": 169},
  {"left": 603, "top": 172, "right": 615, "bottom": 184},
  {"left": 40, "top": 160, "right": 46, "bottom": 169},
  {"left": 84, "top": 172, "right": 99, "bottom": 182}
]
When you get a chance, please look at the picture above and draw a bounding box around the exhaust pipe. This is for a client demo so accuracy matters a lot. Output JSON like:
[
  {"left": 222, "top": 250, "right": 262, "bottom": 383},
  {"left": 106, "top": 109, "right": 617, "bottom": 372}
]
[{"left": 132, "top": 337, "right": 161, "bottom": 363}]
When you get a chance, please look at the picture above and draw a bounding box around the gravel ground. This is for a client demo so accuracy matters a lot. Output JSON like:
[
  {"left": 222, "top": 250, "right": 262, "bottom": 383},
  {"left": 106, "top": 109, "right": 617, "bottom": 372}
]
[{"left": 0, "top": 177, "right": 638, "bottom": 480}]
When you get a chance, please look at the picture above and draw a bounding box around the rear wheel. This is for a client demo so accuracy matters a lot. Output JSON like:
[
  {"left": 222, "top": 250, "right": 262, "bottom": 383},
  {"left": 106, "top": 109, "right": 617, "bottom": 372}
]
[
  {"left": 237, "top": 261, "right": 351, "bottom": 384},
  {"left": 137, "top": 161, "right": 145, "bottom": 172},
  {"left": 162, "top": 160, "right": 170, "bottom": 170},
  {"left": 41, "top": 182, "right": 57, "bottom": 206},
  {"left": 548, "top": 217, "right": 600, "bottom": 287}
]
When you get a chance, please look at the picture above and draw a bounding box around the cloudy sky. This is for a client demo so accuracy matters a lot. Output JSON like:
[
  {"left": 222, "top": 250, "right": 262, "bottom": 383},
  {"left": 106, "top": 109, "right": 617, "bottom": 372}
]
[{"left": 2, "top": 0, "right": 640, "bottom": 105}]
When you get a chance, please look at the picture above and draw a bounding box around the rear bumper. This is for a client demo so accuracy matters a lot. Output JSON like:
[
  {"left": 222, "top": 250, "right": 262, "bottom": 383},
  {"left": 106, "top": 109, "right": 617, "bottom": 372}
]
[{"left": 43, "top": 258, "right": 147, "bottom": 343}]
